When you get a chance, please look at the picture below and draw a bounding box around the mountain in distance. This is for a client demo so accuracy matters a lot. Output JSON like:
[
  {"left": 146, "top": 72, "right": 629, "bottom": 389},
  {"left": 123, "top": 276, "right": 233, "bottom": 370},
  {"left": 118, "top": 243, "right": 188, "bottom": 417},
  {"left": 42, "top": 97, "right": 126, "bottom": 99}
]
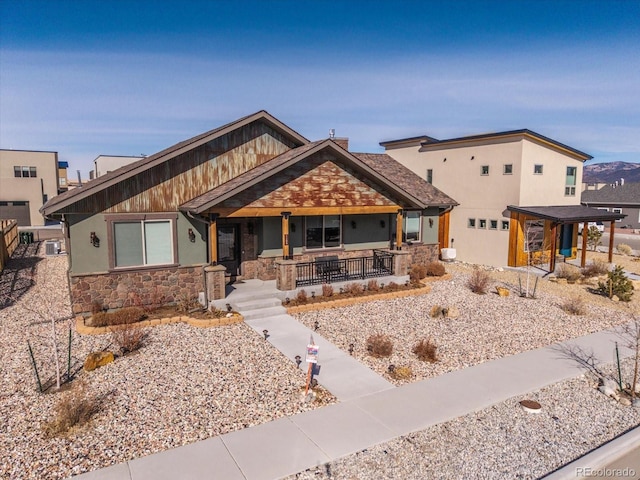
[{"left": 583, "top": 161, "right": 640, "bottom": 184}]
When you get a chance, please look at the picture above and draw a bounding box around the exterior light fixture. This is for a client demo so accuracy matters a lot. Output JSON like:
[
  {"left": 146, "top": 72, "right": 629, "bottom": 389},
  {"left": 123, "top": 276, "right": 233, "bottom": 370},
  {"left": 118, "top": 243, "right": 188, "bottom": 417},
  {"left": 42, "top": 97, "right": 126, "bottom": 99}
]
[
  {"left": 226, "top": 303, "right": 232, "bottom": 312},
  {"left": 388, "top": 364, "right": 395, "bottom": 373},
  {"left": 263, "top": 329, "right": 269, "bottom": 340},
  {"left": 188, "top": 228, "right": 196, "bottom": 242},
  {"left": 314, "top": 320, "right": 319, "bottom": 331},
  {"left": 428, "top": 218, "right": 434, "bottom": 228},
  {"left": 90, "top": 232, "right": 100, "bottom": 247},
  {"left": 295, "top": 355, "right": 302, "bottom": 367}
]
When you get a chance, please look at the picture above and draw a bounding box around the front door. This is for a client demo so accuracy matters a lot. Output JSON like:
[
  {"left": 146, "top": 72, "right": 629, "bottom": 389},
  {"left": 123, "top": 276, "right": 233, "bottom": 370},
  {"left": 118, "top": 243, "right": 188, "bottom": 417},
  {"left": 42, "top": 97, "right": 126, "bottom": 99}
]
[
  {"left": 217, "top": 224, "right": 240, "bottom": 277},
  {"left": 559, "top": 224, "right": 573, "bottom": 258}
]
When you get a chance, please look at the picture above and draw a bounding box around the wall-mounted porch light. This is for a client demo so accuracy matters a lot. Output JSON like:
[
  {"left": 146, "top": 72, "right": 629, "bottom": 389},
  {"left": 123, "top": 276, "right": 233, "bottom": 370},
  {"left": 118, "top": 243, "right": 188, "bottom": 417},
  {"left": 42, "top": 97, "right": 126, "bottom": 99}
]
[
  {"left": 351, "top": 221, "right": 357, "bottom": 229},
  {"left": 188, "top": 228, "right": 196, "bottom": 242},
  {"left": 429, "top": 218, "right": 434, "bottom": 228},
  {"left": 380, "top": 220, "right": 386, "bottom": 229},
  {"left": 90, "top": 232, "right": 100, "bottom": 247}
]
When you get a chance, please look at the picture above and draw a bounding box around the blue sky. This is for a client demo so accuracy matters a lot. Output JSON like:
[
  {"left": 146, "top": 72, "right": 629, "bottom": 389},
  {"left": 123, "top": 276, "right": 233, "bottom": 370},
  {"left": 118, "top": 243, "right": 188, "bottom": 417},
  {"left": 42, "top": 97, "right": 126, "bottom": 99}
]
[{"left": 1, "top": 1, "right": 639, "bottom": 177}]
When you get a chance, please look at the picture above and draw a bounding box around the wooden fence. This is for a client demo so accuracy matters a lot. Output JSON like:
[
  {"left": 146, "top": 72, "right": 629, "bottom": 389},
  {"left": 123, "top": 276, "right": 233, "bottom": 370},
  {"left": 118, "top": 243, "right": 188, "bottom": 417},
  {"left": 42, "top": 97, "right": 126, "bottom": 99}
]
[{"left": 0, "top": 219, "right": 19, "bottom": 272}]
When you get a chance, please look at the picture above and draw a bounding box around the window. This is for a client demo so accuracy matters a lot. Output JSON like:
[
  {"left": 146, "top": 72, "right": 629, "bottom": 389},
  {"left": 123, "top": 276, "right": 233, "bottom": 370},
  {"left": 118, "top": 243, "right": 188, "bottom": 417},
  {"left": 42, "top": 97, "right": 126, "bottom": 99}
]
[
  {"left": 59, "top": 178, "right": 67, "bottom": 186},
  {"left": 404, "top": 211, "right": 421, "bottom": 242},
  {"left": 503, "top": 164, "right": 513, "bottom": 175},
  {"left": 479, "top": 219, "right": 487, "bottom": 228},
  {"left": 426, "top": 169, "right": 433, "bottom": 184},
  {"left": 612, "top": 208, "right": 622, "bottom": 222},
  {"left": 13, "top": 165, "right": 37, "bottom": 177},
  {"left": 534, "top": 164, "right": 543, "bottom": 174},
  {"left": 501, "top": 220, "right": 510, "bottom": 231},
  {"left": 524, "top": 220, "right": 544, "bottom": 252},
  {"left": 565, "top": 166, "right": 577, "bottom": 196},
  {"left": 468, "top": 218, "right": 476, "bottom": 228},
  {"left": 481, "top": 165, "right": 489, "bottom": 175},
  {"left": 305, "top": 215, "right": 341, "bottom": 249},
  {"left": 14, "top": 166, "right": 20, "bottom": 178},
  {"left": 113, "top": 219, "right": 174, "bottom": 267},
  {"left": 489, "top": 220, "right": 498, "bottom": 230},
  {"left": 29, "top": 166, "right": 37, "bottom": 177}
]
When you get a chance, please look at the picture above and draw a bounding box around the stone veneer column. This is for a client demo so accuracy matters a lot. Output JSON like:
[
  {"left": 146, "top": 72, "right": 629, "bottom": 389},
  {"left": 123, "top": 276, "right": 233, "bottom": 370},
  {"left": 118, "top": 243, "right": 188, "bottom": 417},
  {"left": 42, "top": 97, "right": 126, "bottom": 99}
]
[
  {"left": 275, "top": 259, "right": 297, "bottom": 291},
  {"left": 204, "top": 264, "right": 227, "bottom": 300},
  {"left": 391, "top": 250, "right": 410, "bottom": 276}
]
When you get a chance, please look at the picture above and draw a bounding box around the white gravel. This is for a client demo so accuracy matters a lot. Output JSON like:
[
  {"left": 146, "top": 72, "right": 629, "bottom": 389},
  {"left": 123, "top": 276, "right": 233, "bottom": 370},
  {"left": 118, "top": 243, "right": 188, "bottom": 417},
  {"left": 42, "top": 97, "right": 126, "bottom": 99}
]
[
  {"left": 288, "top": 359, "right": 640, "bottom": 480},
  {"left": 0, "top": 245, "right": 335, "bottom": 480}
]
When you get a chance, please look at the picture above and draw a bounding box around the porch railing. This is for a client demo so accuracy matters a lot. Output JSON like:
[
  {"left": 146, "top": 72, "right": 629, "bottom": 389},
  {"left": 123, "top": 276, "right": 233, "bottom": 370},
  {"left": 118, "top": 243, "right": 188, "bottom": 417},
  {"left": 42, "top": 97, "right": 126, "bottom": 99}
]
[{"left": 295, "top": 250, "right": 394, "bottom": 287}]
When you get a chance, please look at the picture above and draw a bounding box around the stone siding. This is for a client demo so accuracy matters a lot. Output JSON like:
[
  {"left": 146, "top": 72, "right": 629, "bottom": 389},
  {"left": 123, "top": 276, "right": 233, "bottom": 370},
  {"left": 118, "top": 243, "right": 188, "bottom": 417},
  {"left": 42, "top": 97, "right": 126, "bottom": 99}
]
[
  {"left": 404, "top": 243, "right": 439, "bottom": 267},
  {"left": 70, "top": 266, "right": 204, "bottom": 315}
]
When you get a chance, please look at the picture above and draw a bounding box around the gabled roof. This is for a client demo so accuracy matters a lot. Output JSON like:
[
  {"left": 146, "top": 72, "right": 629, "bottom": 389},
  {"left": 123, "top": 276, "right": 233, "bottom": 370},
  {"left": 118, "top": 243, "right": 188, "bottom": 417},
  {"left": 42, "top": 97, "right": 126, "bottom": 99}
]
[
  {"left": 41, "top": 110, "right": 309, "bottom": 216},
  {"left": 581, "top": 182, "right": 640, "bottom": 206},
  {"left": 382, "top": 129, "right": 592, "bottom": 161},
  {"left": 180, "top": 141, "right": 457, "bottom": 214},
  {"left": 507, "top": 205, "right": 626, "bottom": 223}
]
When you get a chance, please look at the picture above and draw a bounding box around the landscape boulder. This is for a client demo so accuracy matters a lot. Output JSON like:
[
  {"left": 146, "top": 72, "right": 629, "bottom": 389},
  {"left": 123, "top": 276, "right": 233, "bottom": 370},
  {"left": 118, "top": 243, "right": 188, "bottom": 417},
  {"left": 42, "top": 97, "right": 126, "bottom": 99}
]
[
  {"left": 84, "top": 351, "right": 115, "bottom": 371},
  {"left": 495, "top": 287, "right": 510, "bottom": 297}
]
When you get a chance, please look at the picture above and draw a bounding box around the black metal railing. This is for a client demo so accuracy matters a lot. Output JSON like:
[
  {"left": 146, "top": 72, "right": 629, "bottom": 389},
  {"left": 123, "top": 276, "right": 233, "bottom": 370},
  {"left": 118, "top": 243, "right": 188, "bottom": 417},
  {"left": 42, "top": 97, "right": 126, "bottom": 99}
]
[{"left": 295, "top": 250, "right": 394, "bottom": 287}]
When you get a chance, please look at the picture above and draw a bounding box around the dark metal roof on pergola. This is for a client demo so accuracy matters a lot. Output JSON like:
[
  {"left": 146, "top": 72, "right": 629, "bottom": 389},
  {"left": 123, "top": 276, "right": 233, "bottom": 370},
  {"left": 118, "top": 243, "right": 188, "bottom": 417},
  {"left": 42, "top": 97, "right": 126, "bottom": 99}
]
[
  {"left": 507, "top": 204, "right": 627, "bottom": 270},
  {"left": 506, "top": 205, "right": 626, "bottom": 224}
]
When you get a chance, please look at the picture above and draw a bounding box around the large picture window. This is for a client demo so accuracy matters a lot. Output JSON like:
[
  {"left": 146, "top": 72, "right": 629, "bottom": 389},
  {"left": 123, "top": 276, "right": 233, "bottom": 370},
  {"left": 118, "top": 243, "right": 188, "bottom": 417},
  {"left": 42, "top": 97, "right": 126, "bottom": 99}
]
[
  {"left": 305, "top": 215, "right": 341, "bottom": 249},
  {"left": 112, "top": 219, "right": 174, "bottom": 267},
  {"left": 404, "top": 211, "right": 421, "bottom": 242}
]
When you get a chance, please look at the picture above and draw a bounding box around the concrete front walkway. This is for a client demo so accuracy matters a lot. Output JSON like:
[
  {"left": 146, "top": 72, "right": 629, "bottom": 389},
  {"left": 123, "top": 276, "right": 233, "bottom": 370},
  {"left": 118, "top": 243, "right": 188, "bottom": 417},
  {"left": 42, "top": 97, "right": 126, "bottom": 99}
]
[{"left": 70, "top": 317, "right": 636, "bottom": 480}]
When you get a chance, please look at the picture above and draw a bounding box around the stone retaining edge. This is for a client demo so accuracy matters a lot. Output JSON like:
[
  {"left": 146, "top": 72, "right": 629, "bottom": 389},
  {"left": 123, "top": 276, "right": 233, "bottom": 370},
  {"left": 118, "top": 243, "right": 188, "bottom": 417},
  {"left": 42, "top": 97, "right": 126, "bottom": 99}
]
[{"left": 75, "top": 314, "right": 244, "bottom": 335}]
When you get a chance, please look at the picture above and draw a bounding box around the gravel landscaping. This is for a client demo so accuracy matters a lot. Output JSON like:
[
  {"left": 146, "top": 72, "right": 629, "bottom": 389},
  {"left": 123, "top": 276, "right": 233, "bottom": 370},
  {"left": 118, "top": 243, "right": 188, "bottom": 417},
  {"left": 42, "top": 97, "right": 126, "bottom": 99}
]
[{"left": 0, "top": 244, "right": 335, "bottom": 480}]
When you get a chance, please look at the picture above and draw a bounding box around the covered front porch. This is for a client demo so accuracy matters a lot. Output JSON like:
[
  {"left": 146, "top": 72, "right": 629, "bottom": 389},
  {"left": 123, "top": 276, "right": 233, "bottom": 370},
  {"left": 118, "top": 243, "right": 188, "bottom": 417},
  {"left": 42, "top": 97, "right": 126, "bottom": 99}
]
[{"left": 507, "top": 205, "right": 627, "bottom": 272}]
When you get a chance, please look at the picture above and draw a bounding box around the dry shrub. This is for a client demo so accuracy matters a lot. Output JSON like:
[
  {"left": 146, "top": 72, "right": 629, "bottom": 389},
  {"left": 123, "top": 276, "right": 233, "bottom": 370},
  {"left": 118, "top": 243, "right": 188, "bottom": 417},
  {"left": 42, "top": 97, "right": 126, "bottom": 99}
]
[
  {"left": 91, "top": 307, "right": 145, "bottom": 327},
  {"left": 617, "top": 244, "right": 633, "bottom": 256},
  {"left": 296, "top": 289, "right": 308, "bottom": 304},
  {"left": 389, "top": 365, "right": 413, "bottom": 380},
  {"left": 366, "top": 334, "right": 394, "bottom": 358},
  {"left": 582, "top": 258, "right": 609, "bottom": 278},
  {"left": 91, "top": 301, "right": 104, "bottom": 315},
  {"left": 43, "top": 382, "right": 100, "bottom": 437},
  {"left": 467, "top": 268, "right": 491, "bottom": 294},
  {"left": 321, "top": 284, "right": 334, "bottom": 297},
  {"left": 430, "top": 305, "right": 445, "bottom": 318},
  {"left": 111, "top": 324, "right": 147, "bottom": 355},
  {"left": 385, "top": 281, "right": 401, "bottom": 292},
  {"left": 561, "top": 295, "right": 587, "bottom": 316},
  {"left": 413, "top": 338, "right": 439, "bottom": 362},
  {"left": 556, "top": 263, "right": 582, "bottom": 282},
  {"left": 367, "top": 279, "right": 380, "bottom": 292},
  {"left": 410, "top": 264, "right": 427, "bottom": 283},
  {"left": 343, "top": 283, "right": 364, "bottom": 296},
  {"left": 426, "top": 261, "right": 446, "bottom": 277}
]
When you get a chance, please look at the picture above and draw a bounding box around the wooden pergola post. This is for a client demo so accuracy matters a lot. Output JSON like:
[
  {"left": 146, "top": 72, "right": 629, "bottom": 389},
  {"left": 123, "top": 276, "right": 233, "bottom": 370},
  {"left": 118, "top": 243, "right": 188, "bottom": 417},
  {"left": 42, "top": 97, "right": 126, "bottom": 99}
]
[
  {"left": 396, "top": 209, "right": 403, "bottom": 250},
  {"left": 608, "top": 221, "right": 615, "bottom": 263},
  {"left": 581, "top": 221, "right": 588, "bottom": 267},
  {"left": 209, "top": 213, "right": 219, "bottom": 265},
  {"left": 281, "top": 211, "right": 291, "bottom": 259},
  {"left": 549, "top": 222, "right": 558, "bottom": 273}
]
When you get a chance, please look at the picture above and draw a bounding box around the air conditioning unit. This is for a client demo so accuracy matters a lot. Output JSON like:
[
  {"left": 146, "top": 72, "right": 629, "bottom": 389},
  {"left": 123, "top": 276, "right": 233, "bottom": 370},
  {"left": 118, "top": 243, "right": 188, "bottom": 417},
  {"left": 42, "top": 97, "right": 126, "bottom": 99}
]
[{"left": 45, "top": 241, "right": 61, "bottom": 256}]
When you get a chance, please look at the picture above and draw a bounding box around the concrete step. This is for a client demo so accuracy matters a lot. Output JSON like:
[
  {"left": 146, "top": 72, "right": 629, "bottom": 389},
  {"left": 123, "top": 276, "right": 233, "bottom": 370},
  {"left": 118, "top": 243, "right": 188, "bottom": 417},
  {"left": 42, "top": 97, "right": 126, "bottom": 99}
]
[
  {"left": 240, "top": 305, "right": 288, "bottom": 321},
  {"left": 234, "top": 297, "right": 283, "bottom": 311}
]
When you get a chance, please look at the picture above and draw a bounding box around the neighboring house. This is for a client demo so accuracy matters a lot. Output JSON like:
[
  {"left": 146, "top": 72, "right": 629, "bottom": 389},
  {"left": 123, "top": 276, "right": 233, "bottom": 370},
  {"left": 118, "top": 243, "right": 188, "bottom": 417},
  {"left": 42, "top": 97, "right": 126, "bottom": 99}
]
[
  {"left": 92, "top": 155, "right": 145, "bottom": 179},
  {"left": 0, "top": 149, "right": 63, "bottom": 226},
  {"left": 381, "top": 130, "right": 624, "bottom": 268},
  {"left": 582, "top": 182, "right": 640, "bottom": 230},
  {"left": 41, "top": 111, "right": 456, "bottom": 315}
]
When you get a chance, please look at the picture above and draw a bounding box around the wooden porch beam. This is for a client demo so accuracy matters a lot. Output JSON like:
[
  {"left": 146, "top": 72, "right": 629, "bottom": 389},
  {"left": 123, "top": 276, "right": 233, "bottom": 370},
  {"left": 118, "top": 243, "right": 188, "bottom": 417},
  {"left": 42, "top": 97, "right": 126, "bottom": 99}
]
[
  {"left": 608, "top": 221, "right": 615, "bottom": 263},
  {"left": 281, "top": 211, "right": 291, "bottom": 259},
  {"left": 211, "top": 205, "right": 402, "bottom": 218},
  {"left": 396, "top": 209, "right": 403, "bottom": 250},
  {"left": 581, "top": 221, "right": 588, "bottom": 267},
  {"left": 209, "top": 214, "right": 218, "bottom": 265}
]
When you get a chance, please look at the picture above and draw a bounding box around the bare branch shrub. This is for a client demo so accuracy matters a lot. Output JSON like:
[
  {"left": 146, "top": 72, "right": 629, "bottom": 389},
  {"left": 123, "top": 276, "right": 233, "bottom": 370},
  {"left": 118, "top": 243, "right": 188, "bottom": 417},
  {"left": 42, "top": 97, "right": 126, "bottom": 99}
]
[
  {"left": 111, "top": 324, "right": 147, "bottom": 355},
  {"left": 425, "top": 261, "right": 446, "bottom": 277},
  {"left": 581, "top": 258, "right": 609, "bottom": 278},
  {"left": 366, "top": 279, "right": 380, "bottom": 292},
  {"left": 413, "top": 338, "right": 438, "bottom": 362},
  {"left": 556, "top": 263, "right": 582, "bottom": 282},
  {"left": 561, "top": 295, "right": 587, "bottom": 316},
  {"left": 366, "top": 334, "right": 393, "bottom": 358},
  {"left": 321, "top": 284, "right": 334, "bottom": 297},
  {"left": 296, "top": 289, "right": 308, "bottom": 304},
  {"left": 343, "top": 283, "right": 364, "bottom": 296},
  {"left": 176, "top": 293, "right": 201, "bottom": 313},
  {"left": 91, "top": 307, "right": 145, "bottom": 328},
  {"left": 384, "top": 281, "right": 401, "bottom": 291},
  {"left": 43, "top": 382, "right": 100, "bottom": 437},
  {"left": 617, "top": 244, "right": 633, "bottom": 256},
  {"left": 467, "top": 268, "right": 491, "bottom": 294}
]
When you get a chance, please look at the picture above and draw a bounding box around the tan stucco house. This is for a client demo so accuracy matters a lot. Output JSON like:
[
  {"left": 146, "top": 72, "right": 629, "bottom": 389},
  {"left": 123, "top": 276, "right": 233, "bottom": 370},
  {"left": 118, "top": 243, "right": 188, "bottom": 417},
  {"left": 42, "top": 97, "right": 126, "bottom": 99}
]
[
  {"left": 41, "top": 111, "right": 456, "bottom": 315},
  {"left": 382, "top": 130, "right": 624, "bottom": 268}
]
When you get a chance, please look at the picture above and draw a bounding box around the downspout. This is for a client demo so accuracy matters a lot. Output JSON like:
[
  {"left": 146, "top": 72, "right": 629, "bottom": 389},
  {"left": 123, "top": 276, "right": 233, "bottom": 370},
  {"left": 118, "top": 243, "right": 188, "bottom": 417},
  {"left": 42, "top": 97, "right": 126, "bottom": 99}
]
[{"left": 186, "top": 211, "right": 212, "bottom": 307}]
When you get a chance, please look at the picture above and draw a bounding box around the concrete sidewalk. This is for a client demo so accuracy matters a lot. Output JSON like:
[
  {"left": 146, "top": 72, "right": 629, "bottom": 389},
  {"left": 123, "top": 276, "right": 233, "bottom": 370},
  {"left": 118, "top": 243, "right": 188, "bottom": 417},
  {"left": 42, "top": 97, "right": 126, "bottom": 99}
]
[{"left": 70, "top": 321, "right": 635, "bottom": 480}]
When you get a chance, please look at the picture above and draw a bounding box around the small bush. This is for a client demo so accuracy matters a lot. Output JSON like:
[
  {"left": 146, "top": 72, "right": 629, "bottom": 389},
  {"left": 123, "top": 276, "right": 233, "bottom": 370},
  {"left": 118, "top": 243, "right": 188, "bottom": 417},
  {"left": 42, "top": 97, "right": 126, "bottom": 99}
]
[
  {"left": 366, "top": 334, "right": 394, "bottom": 358},
  {"left": 468, "top": 268, "right": 491, "bottom": 294},
  {"left": 385, "top": 281, "right": 401, "bottom": 291},
  {"left": 343, "top": 283, "right": 364, "bottom": 296},
  {"left": 617, "top": 244, "right": 633, "bottom": 256},
  {"left": 367, "top": 279, "right": 380, "bottom": 292},
  {"left": 43, "top": 382, "right": 100, "bottom": 437},
  {"left": 561, "top": 295, "right": 587, "bottom": 315},
  {"left": 581, "top": 259, "right": 609, "bottom": 278},
  {"left": 176, "top": 293, "right": 201, "bottom": 313},
  {"left": 321, "top": 284, "right": 334, "bottom": 297},
  {"left": 410, "top": 264, "right": 427, "bottom": 283},
  {"left": 413, "top": 338, "right": 438, "bottom": 362},
  {"left": 425, "top": 261, "right": 446, "bottom": 277},
  {"left": 597, "top": 265, "right": 634, "bottom": 301},
  {"left": 556, "top": 263, "right": 582, "bottom": 282},
  {"left": 111, "top": 324, "right": 147, "bottom": 355},
  {"left": 296, "top": 289, "right": 308, "bottom": 304},
  {"left": 91, "top": 307, "right": 146, "bottom": 327},
  {"left": 91, "top": 301, "right": 104, "bottom": 316},
  {"left": 389, "top": 365, "right": 413, "bottom": 380}
]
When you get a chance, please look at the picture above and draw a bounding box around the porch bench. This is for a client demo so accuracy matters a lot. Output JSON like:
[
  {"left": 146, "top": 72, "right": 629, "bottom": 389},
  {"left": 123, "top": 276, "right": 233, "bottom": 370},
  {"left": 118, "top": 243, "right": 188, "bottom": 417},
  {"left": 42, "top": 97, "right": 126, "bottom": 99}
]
[{"left": 315, "top": 255, "right": 345, "bottom": 278}]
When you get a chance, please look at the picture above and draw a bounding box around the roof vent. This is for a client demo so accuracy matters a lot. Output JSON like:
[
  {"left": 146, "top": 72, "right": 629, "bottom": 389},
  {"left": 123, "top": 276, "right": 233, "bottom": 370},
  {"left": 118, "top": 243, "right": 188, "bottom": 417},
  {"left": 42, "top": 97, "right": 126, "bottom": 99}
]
[{"left": 329, "top": 129, "right": 335, "bottom": 139}]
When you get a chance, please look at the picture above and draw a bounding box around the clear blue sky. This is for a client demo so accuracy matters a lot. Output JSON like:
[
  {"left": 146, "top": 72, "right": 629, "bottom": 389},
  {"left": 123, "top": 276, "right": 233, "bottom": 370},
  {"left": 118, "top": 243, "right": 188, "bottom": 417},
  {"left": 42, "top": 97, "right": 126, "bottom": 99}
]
[{"left": 1, "top": 0, "right": 639, "bottom": 177}]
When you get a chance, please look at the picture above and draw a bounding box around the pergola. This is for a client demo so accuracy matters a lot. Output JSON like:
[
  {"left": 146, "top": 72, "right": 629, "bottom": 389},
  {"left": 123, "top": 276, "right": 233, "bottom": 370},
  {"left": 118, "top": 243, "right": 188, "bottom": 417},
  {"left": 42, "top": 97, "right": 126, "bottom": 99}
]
[{"left": 507, "top": 205, "right": 627, "bottom": 272}]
